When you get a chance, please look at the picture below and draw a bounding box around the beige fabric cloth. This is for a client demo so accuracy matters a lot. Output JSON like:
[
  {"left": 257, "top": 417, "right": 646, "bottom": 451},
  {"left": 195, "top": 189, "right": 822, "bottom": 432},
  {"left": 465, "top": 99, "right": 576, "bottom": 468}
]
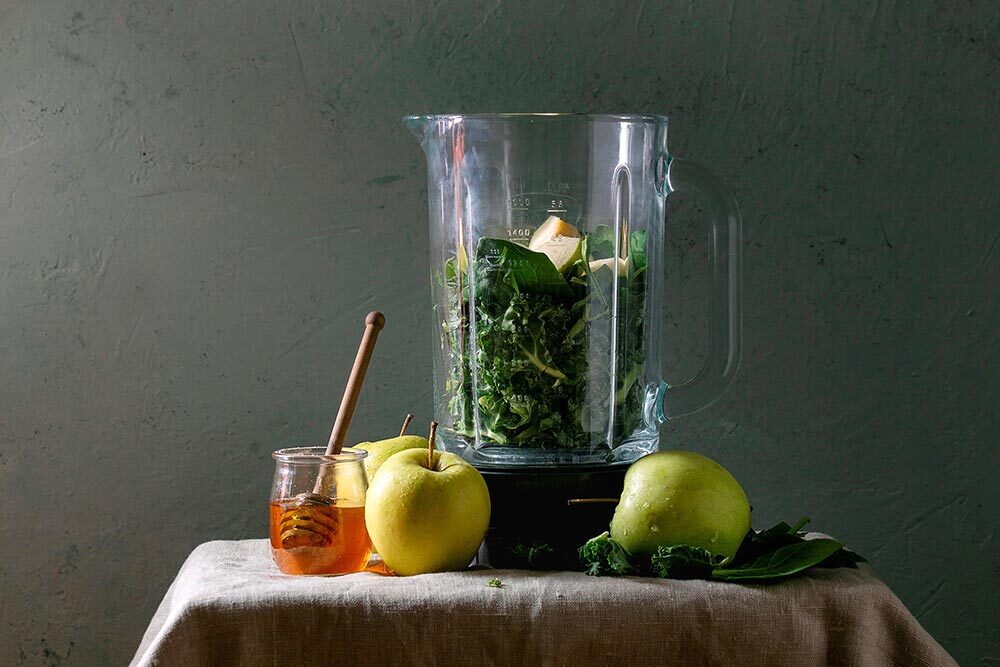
[{"left": 131, "top": 539, "right": 955, "bottom": 667}]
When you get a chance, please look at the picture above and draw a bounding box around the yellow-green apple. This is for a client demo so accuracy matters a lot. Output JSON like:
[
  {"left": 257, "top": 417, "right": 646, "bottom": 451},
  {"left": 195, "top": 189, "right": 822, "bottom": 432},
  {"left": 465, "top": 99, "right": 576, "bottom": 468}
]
[
  {"left": 610, "top": 451, "right": 751, "bottom": 562},
  {"left": 355, "top": 435, "right": 427, "bottom": 480},
  {"left": 365, "top": 449, "right": 490, "bottom": 575}
]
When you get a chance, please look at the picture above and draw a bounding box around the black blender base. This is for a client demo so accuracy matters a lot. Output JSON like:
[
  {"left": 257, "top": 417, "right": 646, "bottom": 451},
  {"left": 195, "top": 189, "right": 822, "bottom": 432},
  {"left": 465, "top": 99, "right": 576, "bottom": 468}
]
[{"left": 477, "top": 464, "right": 628, "bottom": 570}]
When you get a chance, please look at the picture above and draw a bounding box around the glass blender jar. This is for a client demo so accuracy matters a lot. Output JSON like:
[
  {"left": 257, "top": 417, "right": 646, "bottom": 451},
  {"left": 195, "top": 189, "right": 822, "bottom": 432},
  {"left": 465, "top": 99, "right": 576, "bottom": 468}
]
[{"left": 405, "top": 113, "right": 741, "bottom": 565}]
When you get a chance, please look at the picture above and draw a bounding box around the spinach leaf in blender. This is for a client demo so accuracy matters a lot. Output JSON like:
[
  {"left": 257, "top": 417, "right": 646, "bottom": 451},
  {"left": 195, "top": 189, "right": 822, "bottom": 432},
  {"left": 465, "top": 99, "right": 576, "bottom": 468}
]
[{"left": 473, "top": 237, "right": 573, "bottom": 311}]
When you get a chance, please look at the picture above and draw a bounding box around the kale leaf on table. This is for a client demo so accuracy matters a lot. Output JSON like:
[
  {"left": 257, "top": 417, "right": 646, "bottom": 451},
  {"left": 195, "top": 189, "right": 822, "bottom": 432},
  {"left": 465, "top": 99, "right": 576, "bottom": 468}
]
[
  {"left": 578, "top": 532, "right": 638, "bottom": 576},
  {"left": 650, "top": 544, "right": 724, "bottom": 579}
]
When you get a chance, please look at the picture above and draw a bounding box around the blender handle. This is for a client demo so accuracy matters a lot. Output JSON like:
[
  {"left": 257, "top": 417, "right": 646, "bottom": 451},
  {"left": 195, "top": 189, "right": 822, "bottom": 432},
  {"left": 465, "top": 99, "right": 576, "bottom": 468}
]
[{"left": 655, "top": 157, "right": 742, "bottom": 420}]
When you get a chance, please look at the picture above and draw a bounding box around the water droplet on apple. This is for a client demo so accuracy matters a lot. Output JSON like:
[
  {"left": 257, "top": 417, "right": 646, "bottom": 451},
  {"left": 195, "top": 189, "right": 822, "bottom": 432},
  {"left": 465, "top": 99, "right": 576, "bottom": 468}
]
[{"left": 649, "top": 525, "right": 659, "bottom": 532}]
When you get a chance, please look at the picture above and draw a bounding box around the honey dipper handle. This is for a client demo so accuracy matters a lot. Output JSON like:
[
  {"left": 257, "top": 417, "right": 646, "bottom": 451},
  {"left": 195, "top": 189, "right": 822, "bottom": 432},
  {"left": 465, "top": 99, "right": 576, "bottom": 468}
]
[
  {"left": 326, "top": 311, "right": 385, "bottom": 456},
  {"left": 312, "top": 312, "right": 385, "bottom": 496}
]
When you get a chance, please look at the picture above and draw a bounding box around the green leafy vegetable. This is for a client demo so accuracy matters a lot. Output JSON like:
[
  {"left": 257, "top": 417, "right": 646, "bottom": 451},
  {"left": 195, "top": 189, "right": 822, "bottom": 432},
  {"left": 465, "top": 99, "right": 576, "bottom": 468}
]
[
  {"left": 578, "top": 519, "right": 864, "bottom": 583},
  {"left": 487, "top": 577, "right": 503, "bottom": 588},
  {"left": 581, "top": 224, "right": 616, "bottom": 262},
  {"left": 500, "top": 304, "right": 568, "bottom": 380},
  {"left": 732, "top": 517, "right": 867, "bottom": 570},
  {"left": 629, "top": 230, "right": 648, "bottom": 273},
  {"left": 441, "top": 229, "right": 649, "bottom": 450},
  {"left": 472, "top": 291, "right": 585, "bottom": 447},
  {"left": 712, "top": 539, "right": 845, "bottom": 581},
  {"left": 650, "top": 544, "right": 724, "bottom": 579},
  {"left": 474, "top": 238, "right": 572, "bottom": 309},
  {"left": 731, "top": 517, "right": 808, "bottom": 564},
  {"left": 578, "top": 532, "right": 637, "bottom": 576}
]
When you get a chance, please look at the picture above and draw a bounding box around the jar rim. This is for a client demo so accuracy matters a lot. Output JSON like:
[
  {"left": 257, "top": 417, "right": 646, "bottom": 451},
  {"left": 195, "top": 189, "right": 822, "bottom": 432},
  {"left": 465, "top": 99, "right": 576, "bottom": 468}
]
[{"left": 271, "top": 446, "right": 368, "bottom": 464}]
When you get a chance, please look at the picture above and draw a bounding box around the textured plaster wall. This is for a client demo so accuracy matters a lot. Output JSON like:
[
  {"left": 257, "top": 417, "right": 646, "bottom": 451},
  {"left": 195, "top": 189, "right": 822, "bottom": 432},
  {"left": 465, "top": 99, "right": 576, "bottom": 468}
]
[{"left": 0, "top": 0, "right": 996, "bottom": 664}]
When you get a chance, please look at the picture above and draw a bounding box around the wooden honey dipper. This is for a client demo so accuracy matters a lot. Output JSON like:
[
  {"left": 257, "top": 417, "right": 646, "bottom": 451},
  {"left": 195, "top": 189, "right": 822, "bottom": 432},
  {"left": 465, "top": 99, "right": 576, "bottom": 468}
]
[{"left": 278, "top": 311, "right": 385, "bottom": 550}]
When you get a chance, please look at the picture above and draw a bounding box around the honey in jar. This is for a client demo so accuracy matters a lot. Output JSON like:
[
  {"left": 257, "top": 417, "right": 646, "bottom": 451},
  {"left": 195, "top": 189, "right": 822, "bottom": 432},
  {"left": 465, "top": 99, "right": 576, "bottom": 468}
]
[{"left": 269, "top": 497, "right": 372, "bottom": 575}]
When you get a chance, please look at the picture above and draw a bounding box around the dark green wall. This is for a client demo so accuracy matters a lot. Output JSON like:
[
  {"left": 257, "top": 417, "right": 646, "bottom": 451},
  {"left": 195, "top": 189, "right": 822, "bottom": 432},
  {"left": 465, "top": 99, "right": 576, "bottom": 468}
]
[{"left": 0, "top": 1, "right": 996, "bottom": 663}]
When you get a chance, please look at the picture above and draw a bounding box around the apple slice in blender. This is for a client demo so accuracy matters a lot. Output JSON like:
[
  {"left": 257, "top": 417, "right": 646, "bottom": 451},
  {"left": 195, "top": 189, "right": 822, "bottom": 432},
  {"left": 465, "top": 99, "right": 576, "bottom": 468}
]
[
  {"left": 529, "top": 215, "right": 582, "bottom": 273},
  {"left": 588, "top": 257, "right": 628, "bottom": 276}
]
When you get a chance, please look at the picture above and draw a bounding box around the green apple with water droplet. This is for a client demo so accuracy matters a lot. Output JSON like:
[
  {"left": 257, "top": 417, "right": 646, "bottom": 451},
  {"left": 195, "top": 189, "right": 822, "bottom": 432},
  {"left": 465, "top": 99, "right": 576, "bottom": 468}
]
[
  {"left": 365, "top": 449, "right": 490, "bottom": 575},
  {"left": 609, "top": 450, "right": 751, "bottom": 562},
  {"left": 355, "top": 435, "right": 427, "bottom": 480}
]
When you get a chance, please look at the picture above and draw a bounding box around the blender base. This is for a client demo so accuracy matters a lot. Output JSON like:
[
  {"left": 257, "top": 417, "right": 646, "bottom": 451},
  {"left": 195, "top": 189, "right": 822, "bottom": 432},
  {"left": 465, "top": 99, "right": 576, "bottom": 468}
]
[{"left": 476, "top": 464, "right": 628, "bottom": 570}]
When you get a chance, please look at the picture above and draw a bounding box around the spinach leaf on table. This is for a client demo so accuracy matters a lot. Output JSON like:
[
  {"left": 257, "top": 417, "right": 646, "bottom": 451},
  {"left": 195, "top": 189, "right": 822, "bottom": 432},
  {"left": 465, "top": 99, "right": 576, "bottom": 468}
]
[
  {"left": 712, "top": 539, "right": 845, "bottom": 581},
  {"left": 730, "top": 516, "right": 809, "bottom": 564},
  {"left": 731, "top": 517, "right": 866, "bottom": 570},
  {"left": 724, "top": 518, "right": 865, "bottom": 579}
]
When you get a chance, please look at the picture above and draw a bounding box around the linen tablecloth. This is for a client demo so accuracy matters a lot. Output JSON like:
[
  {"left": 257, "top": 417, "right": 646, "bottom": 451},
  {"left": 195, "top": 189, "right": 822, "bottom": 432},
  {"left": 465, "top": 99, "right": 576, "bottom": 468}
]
[{"left": 131, "top": 539, "right": 954, "bottom": 666}]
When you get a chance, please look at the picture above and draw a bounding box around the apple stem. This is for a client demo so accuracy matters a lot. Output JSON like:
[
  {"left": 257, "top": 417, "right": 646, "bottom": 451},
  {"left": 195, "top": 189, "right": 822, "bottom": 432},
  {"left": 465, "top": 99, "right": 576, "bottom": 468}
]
[
  {"left": 566, "top": 497, "right": 620, "bottom": 506},
  {"left": 427, "top": 421, "right": 438, "bottom": 469},
  {"left": 399, "top": 413, "right": 414, "bottom": 437}
]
